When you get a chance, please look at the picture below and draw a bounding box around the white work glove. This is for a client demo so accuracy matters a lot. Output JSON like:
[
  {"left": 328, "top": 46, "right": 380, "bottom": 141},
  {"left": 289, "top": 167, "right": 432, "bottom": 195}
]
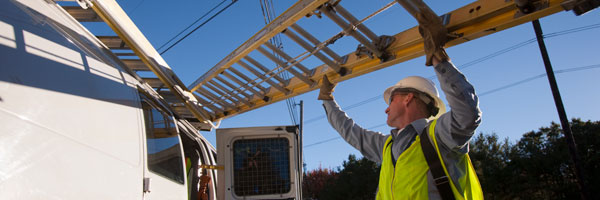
[{"left": 317, "top": 76, "right": 337, "bottom": 100}]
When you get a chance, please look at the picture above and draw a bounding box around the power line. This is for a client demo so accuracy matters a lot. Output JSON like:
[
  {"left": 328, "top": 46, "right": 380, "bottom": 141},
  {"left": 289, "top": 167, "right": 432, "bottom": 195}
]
[
  {"left": 157, "top": 0, "right": 227, "bottom": 51},
  {"left": 304, "top": 95, "right": 382, "bottom": 124},
  {"left": 544, "top": 23, "right": 600, "bottom": 38},
  {"left": 303, "top": 23, "right": 600, "bottom": 125},
  {"left": 304, "top": 122, "right": 390, "bottom": 148},
  {"left": 304, "top": 136, "right": 339, "bottom": 148},
  {"left": 303, "top": 63, "right": 600, "bottom": 148},
  {"left": 478, "top": 64, "right": 600, "bottom": 96},
  {"left": 160, "top": 0, "right": 237, "bottom": 55},
  {"left": 129, "top": 0, "right": 145, "bottom": 14},
  {"left": 259, "top": 0, "right": 298, "bottom": 125}
]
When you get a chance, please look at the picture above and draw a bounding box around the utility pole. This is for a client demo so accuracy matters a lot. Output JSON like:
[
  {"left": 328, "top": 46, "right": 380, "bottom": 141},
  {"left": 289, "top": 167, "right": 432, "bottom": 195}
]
[
  {"left": 532, "top": 19, "right": 589, "bottom": 200},
  {"left": 297, "top": 100, "right": 304, "bottom": 200}
]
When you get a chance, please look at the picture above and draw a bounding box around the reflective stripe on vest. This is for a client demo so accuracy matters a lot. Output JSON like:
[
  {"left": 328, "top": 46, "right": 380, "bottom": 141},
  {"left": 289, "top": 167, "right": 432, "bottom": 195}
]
[{"left": 376, "top": 119, "right": 483, "bottom": 199}]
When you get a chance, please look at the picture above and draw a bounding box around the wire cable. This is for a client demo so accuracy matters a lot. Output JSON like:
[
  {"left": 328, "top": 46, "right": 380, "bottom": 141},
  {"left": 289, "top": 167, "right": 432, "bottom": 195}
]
[
  {"left": 479, "top": 64, "right": 600, "bottom": 96},
  {"left": 304, "top": 122, "right": 390, "bottom": 148},
  {"left": 160, "top": 0, "right": 237, "bottom": 55},
  {"left": 260, "top": 0, "right": 298, "bottom": 125},
  {"left": 129, "top": 0, "right": 145, "bottom": 14},
  {"left": 157, "top": 0, "right": 227, "bottom": 51}
]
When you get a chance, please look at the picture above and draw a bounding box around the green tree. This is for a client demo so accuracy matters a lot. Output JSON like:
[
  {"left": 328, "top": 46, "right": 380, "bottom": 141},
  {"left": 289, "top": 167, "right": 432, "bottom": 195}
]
[
  {"left": 470, "top": 118, "right": 600, "bottom": 199},
  {"left": 469, "top": 132, "right": 514, "bottom": 198},
  {"left": 569, "top": 119, "right": 600, "bottom": 193},
  {"left": 319, "top": 155, "right": 380, "bottom": 200}
]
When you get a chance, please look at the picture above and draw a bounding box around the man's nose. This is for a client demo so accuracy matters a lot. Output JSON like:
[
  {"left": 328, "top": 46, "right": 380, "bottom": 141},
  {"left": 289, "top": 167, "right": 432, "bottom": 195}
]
[{"left": 385, "top": 107, "right": 390, "bottom": 114}]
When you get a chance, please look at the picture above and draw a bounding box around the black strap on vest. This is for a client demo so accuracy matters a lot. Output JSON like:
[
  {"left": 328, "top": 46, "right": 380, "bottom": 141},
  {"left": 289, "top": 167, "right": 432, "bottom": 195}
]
[
  {"left": 385, "top": 138, "right": 397, "bottom": 166},
  {"left": 420, "top": 125, "right": 456, "bottom": 200}
]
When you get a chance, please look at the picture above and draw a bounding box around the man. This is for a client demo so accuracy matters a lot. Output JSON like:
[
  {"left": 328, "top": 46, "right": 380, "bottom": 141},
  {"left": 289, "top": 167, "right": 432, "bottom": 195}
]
[{"left": 318, "top": 49, "right": 483, "bottom": 198}]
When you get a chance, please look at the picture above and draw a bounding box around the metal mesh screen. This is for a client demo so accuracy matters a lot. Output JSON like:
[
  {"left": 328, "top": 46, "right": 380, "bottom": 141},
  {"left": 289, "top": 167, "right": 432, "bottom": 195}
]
[{"left": 232, "top": 138, "right": 291, "bottom": 196}]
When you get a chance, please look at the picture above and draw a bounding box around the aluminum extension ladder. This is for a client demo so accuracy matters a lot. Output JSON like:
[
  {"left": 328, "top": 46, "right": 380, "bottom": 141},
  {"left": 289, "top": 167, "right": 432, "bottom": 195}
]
[{"left": 60, "top": 0, "right": 578, "bottom": 130}]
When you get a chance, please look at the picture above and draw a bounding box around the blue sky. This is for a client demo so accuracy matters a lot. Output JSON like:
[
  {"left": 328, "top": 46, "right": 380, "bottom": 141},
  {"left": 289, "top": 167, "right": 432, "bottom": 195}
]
[{"left": 116, "top": 0, "right": 600, "bottom": 171}]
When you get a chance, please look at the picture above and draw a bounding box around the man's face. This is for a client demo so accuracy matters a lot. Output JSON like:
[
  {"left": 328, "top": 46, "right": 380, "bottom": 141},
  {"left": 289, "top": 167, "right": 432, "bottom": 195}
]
[{"left": 385, "top": 92, "right": 408, "bottom": 128}]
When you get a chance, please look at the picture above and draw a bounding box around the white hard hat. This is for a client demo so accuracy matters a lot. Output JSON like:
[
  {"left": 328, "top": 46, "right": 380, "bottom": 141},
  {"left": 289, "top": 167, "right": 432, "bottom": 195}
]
[{"left": 383, "top": 76, "right": 446, "bottom": 120}]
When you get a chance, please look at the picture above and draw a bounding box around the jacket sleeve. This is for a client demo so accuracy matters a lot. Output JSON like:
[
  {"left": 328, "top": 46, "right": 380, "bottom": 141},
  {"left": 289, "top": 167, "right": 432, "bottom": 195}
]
[
  {"left": 434, "top": 61, "right": 482, "bottom": 153},
  {"left": 322, "top": 100, "right": 389, "bottom": 163}
]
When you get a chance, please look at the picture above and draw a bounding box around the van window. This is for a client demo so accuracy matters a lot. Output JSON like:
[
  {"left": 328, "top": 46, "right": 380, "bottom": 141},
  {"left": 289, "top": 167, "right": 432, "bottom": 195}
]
[
  {"left": 141, "top": 99, "right": 185, "bottom": 184},
  {"left": 232, "top": 138, "right": 291, "bottom": 196}
]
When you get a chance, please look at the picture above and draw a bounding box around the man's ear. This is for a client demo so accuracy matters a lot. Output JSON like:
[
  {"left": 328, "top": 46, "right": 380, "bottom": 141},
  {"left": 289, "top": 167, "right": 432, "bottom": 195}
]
[{"left": 404, "top": 93, "right": 415, "bottom": 104}]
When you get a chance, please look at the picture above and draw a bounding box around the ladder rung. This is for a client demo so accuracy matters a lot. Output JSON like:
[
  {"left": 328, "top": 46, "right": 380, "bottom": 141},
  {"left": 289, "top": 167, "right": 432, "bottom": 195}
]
[
  {"left": 244, "top": 56, "right": 287, "bottom": 85},
  {"left": 157, "top": 91, "right": 213, "bottom": 118},
  {"left": 207, "top": 80, "right": 253, "bottom": 107},
  {"left": 290, "top": 24, "right": 343, "bottom": 63},
  {"left": 97, "top": 36, "right": 130, "bottom": 49},
  {"left": 228, "top": 68, "right": 268, "bottom": 92},
  {"left": 174, "top": 107, "right": 194, "bottom": 118},
  {"left": 62, "top": 6, "right": 103, "bottom": 22},
  {"left": 156, "top": 90, "right": 216, "bottom": 118},
  {"left": 122, "top": 59, "right": 149, "bottom": 71},
  {"left": 320, "top": 5, "right": 383, "bottom": 59},
  {"left": 142, "top": 78, "right": 164, "bottom": 88},
  {"left": 195, "top": 96, "right": 223, "bottom": 114},
  {"left": 197, "top": 88, "right": 236, "bottom": 111},
  {"left": 282, "top": 29, "right": 346, "bottom": 75},
  {"left": 334, "top": 4, "right": 379, "bottom": 42},
  {"left": 157, "top": 90, "right": 181, "bottom": 103},
  {"left": 115, "top": 53, "right": 137, "bottom": 56},
  {"left": 173, "top": 106, "right": 213, "bottom": 120},
  {"left": 256, "top": 46, "right": 315, "bottom": 87},
  {"left": 221, "top": 71, "right": 266, "bottom": 101},
  {"left": 204, "top": 82, "right": 241, "bottom": 106},
  {"left": 195, "top": 90, "right": 228, "bottom": 112},
  {"left": 158, "top": 90, "right": 216, "bottom": 119},
  {"left": 238, "top": 60, "right": 290, "bottom": 94},
  {"left": 214, "top": 76, "right": 255, "bottom": 101},
  {"left": 263, "top": 42, "right": 313, "bottom": 76}
]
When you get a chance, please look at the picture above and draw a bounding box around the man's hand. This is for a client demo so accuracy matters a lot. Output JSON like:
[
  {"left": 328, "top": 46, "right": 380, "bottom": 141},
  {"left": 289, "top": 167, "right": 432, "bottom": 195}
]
[
  {"left": 417, "top": 11, "right": 450, "bottom": 66},
  {"left": 318, "top": 75, "right": 337, "bottom": 100}
]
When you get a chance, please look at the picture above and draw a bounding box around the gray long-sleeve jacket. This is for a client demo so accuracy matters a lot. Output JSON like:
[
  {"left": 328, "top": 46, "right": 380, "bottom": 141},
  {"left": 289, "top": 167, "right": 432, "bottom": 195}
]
[{"left": 322, "top": 61, "right": 481, "bottom": 199}]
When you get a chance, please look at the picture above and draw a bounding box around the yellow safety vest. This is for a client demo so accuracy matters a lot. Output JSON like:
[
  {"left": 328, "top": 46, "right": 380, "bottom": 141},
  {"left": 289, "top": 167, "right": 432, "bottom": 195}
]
[{"left": 376, "top": 120, "right": 483, "bottom": 200}]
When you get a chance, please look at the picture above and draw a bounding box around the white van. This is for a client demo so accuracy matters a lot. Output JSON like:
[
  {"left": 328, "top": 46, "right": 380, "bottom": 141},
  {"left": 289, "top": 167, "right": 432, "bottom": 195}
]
[{"left": 0, "top": 1, "right": 216, "bottom": 199}]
